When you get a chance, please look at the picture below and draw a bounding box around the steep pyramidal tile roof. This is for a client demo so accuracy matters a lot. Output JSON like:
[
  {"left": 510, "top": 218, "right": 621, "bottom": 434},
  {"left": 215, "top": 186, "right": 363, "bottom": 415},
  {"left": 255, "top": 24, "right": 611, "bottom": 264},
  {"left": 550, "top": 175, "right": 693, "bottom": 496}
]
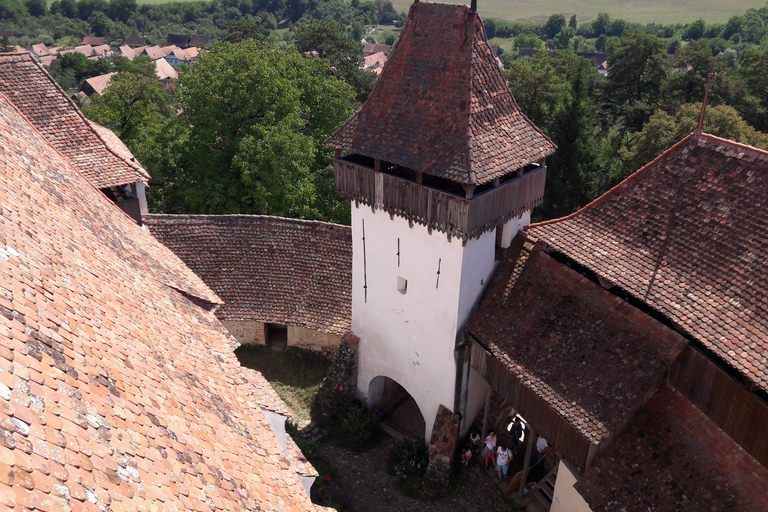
[
  {"left": 0, "top": 86, "right": 320, "bottom": 508},
  {"left": 529, "top": 134, "right": 768, "bottom": 392},
  {"left": 0, "top": 53, "right": 149, "bottom": 189},
  {"left": 326, "top": 1, "right": 556, "bottom": 185},
  {"left": 146, "top": 215, "right": 352, "bottom": 336},
  {"left": 577, "top": 384, "right": 768, "bottom": 511},
  {"left": 468, "top": 236, "right": 687, "bottom": 444}
]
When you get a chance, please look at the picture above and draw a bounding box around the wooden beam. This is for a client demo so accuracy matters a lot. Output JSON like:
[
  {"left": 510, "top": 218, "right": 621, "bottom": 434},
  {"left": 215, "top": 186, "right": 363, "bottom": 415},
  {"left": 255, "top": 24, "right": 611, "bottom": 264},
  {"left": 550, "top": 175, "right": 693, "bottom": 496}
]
[{"left": 518, "top": 427, "right": 536, "bottom": 496}]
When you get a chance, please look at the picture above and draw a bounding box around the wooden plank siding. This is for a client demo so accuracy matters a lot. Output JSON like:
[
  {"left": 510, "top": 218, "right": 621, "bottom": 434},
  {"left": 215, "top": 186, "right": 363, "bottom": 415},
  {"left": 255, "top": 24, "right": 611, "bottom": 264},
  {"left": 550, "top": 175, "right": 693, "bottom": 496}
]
[
  {"left": 470, "top": 340, "right": 595, "bottom": 473},
  {"left": 668, "top": 345, "right": 768, "bottom": 467},
  {"left": 334, "top": 157, "right": 547, "bottom": 240}
]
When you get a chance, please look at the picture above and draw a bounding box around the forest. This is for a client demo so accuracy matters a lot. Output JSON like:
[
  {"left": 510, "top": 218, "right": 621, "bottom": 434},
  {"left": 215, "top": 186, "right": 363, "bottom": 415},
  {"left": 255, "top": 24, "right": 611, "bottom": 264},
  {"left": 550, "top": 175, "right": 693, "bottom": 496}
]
[{"left": 2, "top": 0, "right": 768, "bottom": 223}]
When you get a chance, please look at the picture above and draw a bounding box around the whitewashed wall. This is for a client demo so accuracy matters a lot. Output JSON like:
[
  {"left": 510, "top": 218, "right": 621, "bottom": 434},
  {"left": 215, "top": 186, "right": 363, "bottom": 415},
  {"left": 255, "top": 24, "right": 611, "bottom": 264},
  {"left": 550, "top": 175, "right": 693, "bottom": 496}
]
[
  {"left": 352, "top": 203, "right": 500, "bottom": 440},
  {"left": 551, "top": 460, "right": 593, "bottom": 512}
]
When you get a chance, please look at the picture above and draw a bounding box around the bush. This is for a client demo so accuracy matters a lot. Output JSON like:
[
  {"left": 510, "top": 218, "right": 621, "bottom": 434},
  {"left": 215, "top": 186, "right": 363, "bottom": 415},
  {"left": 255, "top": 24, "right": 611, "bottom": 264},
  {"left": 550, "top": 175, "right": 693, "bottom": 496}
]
[
  {"left": 385, "top": 437, "right": 429, "bottom": 496},
  {"left": 323, "top": 385, "right": 381, "bottom": 449},
  {"left": 340, "top": 404, "right": 382, "bottom": 447}
]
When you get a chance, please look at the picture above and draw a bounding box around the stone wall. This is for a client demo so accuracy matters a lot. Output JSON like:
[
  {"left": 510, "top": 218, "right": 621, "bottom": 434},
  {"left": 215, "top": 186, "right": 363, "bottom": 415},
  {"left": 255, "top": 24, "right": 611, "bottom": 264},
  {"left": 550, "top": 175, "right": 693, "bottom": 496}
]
[
  {"left": 424, "top": 404, "right": 460, "bottom": 491},
  {"left": 220, "top": 320, "right": 265, "bottom": 345},
  {"left": 317, "top": 332, "right": 360, "bottom": 414},
  {"left": 288, "top": 326, "right": 342, "bottom": 351},
  {"left": 220, "top": 321, "right": 342, "bottom": 352}
]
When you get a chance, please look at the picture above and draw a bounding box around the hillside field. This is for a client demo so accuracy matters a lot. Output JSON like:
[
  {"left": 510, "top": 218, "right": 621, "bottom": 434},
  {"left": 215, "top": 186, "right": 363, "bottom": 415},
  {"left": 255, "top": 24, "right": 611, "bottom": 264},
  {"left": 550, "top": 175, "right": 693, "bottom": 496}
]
[{"left": 387, "top": 0, "right": 767, "bottom": 24}]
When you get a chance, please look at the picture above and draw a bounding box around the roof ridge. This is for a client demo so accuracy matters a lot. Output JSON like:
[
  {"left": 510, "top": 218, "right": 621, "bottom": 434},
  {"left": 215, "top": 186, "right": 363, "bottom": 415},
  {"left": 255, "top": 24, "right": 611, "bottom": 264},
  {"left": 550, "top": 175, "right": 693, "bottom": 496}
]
[
  {"left": 527, "top": 132, "right": 696, "bottom": 230},
  {"left": 698, "top": 132, "right": 768, "bottom": 159},
  {"left": 144, "top": 213, "right": 351, "bottom": 229},
  {"left": 25, "top": 54, "right": 150, "bottom": 184}
]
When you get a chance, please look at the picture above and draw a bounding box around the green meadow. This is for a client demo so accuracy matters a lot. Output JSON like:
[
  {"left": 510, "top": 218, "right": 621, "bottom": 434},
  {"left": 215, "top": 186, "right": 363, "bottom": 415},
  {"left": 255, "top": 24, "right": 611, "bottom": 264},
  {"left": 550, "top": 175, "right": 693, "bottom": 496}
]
[{"left": 387, "top": 0, "right": 767, "bottom": 24}]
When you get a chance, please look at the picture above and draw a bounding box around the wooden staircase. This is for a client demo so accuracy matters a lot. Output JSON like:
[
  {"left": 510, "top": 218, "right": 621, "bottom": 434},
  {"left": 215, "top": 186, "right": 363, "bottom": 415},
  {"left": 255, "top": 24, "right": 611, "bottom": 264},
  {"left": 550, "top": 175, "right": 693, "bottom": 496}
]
[{"left": 520, "top": 463, "right": 558, "bottom": 512}]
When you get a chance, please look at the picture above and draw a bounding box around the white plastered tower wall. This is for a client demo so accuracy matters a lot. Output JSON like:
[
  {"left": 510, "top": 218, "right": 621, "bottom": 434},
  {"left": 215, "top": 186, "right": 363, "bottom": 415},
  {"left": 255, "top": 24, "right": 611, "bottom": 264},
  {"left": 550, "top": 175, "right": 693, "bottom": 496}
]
[{"left": 353, "top": 202, "right": 528, "bottom": 440}]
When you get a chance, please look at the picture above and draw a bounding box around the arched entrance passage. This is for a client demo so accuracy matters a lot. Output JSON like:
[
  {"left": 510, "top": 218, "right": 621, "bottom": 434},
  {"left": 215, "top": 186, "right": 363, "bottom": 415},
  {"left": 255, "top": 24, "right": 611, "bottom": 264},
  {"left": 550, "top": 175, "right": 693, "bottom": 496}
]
[{"left": 368, "top": 376, "right": 426, "bottom": 441}]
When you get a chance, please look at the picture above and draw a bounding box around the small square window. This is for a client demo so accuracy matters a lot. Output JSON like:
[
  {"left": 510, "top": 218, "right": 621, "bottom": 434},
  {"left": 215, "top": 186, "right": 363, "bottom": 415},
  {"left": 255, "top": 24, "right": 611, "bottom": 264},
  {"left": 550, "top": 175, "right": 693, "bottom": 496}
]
[{"left": 397, "top": 276, "right": 407, "bottom": 294}]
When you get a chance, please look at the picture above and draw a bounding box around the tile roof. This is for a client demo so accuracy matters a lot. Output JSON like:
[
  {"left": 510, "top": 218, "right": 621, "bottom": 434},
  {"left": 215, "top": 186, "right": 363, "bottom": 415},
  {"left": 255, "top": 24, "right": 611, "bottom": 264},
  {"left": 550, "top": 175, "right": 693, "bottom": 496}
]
[
  {"left": 154, "top": 57, "right": 178, "bottom": 80},
  {"left": 142, "top": 46, "right": 167, "bottom": 60},
  {"left": 124, "top": 36, "right": 147, "bottom": 47},
  {"left": 576, "top": 384, "right": 768, "bottom": 512},
  {"left": 82, "top": 36, "right": 106, "bottom": 46},
  {"left": 60, "top": 44, "right": 94, "bottom": 57},
  {"left": 327, "top": 2, "right": 556, "bottom": 186},
  {"left": 145, "top": 214, "right": 353, "bottom": 336},
  {"left": 38, "top": 55, "right": 57, "bottom": 68},
  {"left": 82, "top": 72, "right": 115, "bottom": 95},
  {"left": 117, "top": 45, "right": 136, "bottom": 60},
  {"left": 363, "top": 51, "right": 387, "bottom": 71},
  {"left": 468, "top": 235, "right": 687, "bottom": 444},
  {"left": 362, "top": 43, "right": 390, "bottom": 55},
  {"left": 91, "top": 44, "right": 112, "bottom": 57},
  {"left": 30, "top": 43, "right": 50, "bottom": 56},
  {"left": 528, "top": 134, "right": 768, "bottom": 392},
  {"left": 0, "top": 86, "right": 321, "bottom": 509},
  {"left": 0, "top": 53, "right": 149, "bottom": 189}
]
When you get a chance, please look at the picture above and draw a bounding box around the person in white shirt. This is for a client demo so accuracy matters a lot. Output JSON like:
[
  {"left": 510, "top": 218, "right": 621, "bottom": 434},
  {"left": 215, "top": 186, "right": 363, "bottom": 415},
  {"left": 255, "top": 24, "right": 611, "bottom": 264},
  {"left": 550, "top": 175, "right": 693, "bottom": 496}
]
[
  {"left": 530, "top": 435, "right": 549, "bottom": 466},
  {"left": 480, "top": 431, "right": 496, "bottom": 469},
  {"left": 495, "top": 444, "right": 513, "bottom": 482}
]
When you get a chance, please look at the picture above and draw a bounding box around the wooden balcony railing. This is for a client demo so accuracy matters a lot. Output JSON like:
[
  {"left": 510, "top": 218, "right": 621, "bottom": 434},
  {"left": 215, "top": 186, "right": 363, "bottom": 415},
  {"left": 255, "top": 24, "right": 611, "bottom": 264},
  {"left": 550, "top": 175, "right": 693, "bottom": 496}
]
[{"left": 334, "top": 158, "right": 547, "bottom": 240}]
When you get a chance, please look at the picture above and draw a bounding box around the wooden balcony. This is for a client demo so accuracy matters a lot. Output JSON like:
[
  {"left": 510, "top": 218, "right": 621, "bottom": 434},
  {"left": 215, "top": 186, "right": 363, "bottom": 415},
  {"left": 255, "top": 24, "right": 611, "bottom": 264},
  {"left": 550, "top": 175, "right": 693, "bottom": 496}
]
[{"left": 334, "top": 157, "right": 547, "bottom": 240}]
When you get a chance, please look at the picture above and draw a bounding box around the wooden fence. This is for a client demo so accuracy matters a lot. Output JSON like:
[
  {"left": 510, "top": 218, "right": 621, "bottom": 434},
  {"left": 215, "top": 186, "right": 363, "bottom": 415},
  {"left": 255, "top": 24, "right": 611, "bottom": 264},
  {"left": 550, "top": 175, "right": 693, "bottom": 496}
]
[
  {"left": 668, "top": 345, "right": 768, "bottom": 467},
  {"left": 334, "top": 158, "right": 547, "bottom": 240}
]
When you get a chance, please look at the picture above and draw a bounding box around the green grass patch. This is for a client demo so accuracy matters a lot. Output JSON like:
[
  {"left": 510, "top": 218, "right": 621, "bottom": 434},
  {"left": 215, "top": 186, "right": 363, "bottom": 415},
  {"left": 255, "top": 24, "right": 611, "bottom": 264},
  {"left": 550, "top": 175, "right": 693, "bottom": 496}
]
[
  {"left": 235, "top": 345, "right": 330, "bottom": 423},
  {"left": 389, "top": 0, "right": 767, "bottom": 25}
]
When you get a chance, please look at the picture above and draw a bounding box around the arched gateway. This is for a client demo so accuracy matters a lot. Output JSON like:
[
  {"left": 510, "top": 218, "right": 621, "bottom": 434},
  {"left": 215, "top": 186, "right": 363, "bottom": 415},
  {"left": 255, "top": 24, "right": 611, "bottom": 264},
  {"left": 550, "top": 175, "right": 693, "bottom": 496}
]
[{"left": 367, "top": 376, "right": 427, "bottom": 440}]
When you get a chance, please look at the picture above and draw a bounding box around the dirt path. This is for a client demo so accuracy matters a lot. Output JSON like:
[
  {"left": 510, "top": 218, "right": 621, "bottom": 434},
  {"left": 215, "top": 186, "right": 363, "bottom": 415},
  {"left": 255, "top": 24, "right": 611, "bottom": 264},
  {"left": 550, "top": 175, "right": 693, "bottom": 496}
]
[{"left": 312, "top": 436, "right": 520, "bottom": 512}]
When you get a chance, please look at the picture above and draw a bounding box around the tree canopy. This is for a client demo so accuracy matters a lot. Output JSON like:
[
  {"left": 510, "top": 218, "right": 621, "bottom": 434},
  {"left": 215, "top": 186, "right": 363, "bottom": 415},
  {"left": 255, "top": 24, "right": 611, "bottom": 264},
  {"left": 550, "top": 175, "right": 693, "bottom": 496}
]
[{"left": 169, "top": 41, "right": 357, "bottom": 221}]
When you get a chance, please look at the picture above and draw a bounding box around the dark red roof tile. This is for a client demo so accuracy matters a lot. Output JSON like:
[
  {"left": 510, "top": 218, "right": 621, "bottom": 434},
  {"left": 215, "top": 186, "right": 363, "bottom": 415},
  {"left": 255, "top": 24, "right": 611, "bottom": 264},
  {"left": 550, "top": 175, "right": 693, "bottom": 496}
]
[
  {"left": 146, "top": 214, "right": 352, "bottom": 336},
  {"left": 326, "top": 2, "right": 556, "bottom": 185},
  {"left": 468, "top": 236, "right": 687, "bottom": 443},
  {"left": 529, "top": 134, "right": 768, "bottom": 392},
  {"left": 577, "top": 384, "right": 768, "bottom": 512}
]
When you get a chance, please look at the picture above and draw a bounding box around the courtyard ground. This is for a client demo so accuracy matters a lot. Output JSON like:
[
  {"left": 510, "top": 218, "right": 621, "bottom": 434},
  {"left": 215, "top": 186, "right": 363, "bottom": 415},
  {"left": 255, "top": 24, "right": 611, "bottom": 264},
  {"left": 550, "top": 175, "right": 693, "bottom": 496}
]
[{"left": 236, "top": 345, "right": 522, "bottom": 511}]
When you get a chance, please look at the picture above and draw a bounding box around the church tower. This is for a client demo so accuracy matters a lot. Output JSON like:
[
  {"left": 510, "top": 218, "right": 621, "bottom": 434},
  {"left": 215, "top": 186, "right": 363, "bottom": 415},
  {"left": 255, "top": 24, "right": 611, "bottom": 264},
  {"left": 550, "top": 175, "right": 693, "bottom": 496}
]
[{"left": 327, "top": 1, "right": 556, "bottom": 440}]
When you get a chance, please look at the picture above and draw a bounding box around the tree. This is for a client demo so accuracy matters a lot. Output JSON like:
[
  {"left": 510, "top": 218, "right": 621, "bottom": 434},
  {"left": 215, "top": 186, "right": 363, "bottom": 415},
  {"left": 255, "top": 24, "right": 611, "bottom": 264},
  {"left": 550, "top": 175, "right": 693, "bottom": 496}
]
[
  {"left": 544, "top": 14, "right": 566, "bottom": 39},
  {"left": 504, "top": 50, "right": 569, "bottom": 128},
  {"left": 606, "top": 29, "right": 669, "bottom": 132},
  {"left": 112, "top": 55, "right": 156, "bottom": 78},
  {"left": 82, "top": 72, "right": 185, "bottom": 211},
  {"left": 660, "top": 40, "right": 725, "bottom": 110},
  {"left": 77, "top": 0, "right": 108, "bottom": 20},
  {"left": 550, "top": 26, "right": 574, "bottom": 50},
  {"left": 568, "top": 15, "right": 577, "bottom": 30},
  {"left": 293, "top": 19, "right": 376, "bottom": 103},
  {"left": 682, "top": 19, "right": 706, "bottom": 40},
  {"left": 620, "top": 104, "right": 768, "bottom": 173},
  {"left": 591, "top": 12, "right": 610, "bottom": 37},
  {"left": 25, "top": 0, "right": 46, "bottom": 16},
  {"left": 172, "top": 41, "right": 357, "bottom": 221},
  {"left": 0, "top": 36, "right": 15, "bottom": 53},
  {"left": 107, "top": 0, "right": 137, "bottom": 23},
  {"left": 736, "top": 49, "right": 768, "bottom": 131},
  {"left": 51, "top": 52, "right": 112, "bottom": 90}
]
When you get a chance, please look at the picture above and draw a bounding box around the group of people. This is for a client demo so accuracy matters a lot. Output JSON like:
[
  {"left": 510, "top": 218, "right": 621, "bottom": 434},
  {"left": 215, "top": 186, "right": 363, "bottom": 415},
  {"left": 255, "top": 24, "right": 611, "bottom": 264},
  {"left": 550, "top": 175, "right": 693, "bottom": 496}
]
[{"left": 460, "top": 417, "right": 550, "bottom": 484}]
